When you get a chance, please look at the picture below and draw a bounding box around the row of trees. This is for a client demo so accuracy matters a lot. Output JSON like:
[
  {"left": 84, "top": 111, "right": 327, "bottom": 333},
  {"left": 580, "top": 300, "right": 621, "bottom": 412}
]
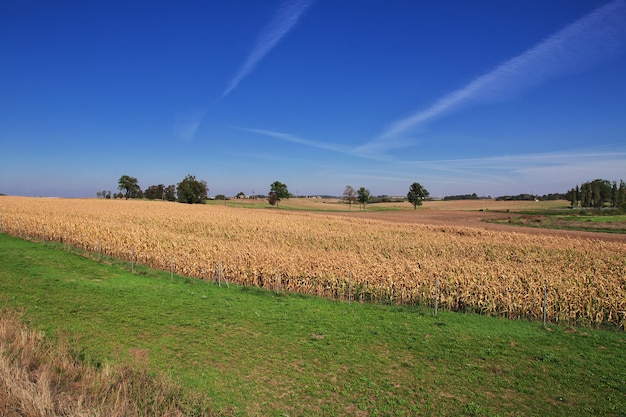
[
  {"left": 341, "top": 182, "right": 429, "bottom": 210},
  {"left": 495, "top": 193, "right": 566, "bottom": 201},
  {"left": 113, "top": 176, "right": 291, "bottom": 206},
  {"left": 107, "top": 177, "right": 432, "bottom": 209},
  {"left": 443, "top": 193, "right": 479, "bottom": 201},
  {"left": 114, "top": 175, "right": 208, "bottom": 204},
  {"left": 565, "top": 179, "right": 626, "bottom": 209},
  {"left": 111, "top": 177, "right": 626, "bottom": 211}
]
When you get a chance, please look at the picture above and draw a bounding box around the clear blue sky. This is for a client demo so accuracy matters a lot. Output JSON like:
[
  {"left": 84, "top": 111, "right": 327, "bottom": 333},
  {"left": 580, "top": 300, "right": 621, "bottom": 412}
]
[{"left": 1, "top": 0, "right": 625, "bottom": 198}]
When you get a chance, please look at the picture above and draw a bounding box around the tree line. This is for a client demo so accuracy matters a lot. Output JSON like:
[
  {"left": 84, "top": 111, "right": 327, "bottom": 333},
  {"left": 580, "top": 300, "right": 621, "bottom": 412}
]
[
  {"left": 104, "top": 176, "right": 431, "bottom": 209},
  {"left": 341, "top": 183, "right": 429, "bottom": 210},
  {"left": 443, "top": 193, "right": 480, "bottom": 201},
  {"left": 99, "top": 176, "right": 626, "bottom": 211},
  {"left": 109, "top": 176, "right": 293, "bottom": 206},
  {"left": 107, "top": 174, "right": 208, "bottom": 204},
  {"left": 565, "top": 179, "right": 625, "bottom": 209},
  {"left": 494, "top": 193, "right": 566, "bottom": 201}
]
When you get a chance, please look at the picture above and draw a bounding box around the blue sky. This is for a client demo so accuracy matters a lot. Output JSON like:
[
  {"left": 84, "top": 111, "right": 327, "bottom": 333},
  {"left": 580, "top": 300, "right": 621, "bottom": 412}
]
[{"left": 1, "top": 0, "right": 625, "bottom": 198}]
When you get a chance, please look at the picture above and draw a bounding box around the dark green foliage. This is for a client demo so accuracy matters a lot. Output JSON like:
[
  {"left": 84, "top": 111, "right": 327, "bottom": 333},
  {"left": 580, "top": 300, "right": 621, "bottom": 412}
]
[
  {"left": 407, "top": 182, "right": 429, "bottom": 209},
  {"left": 144, "top": 184, "right": 176, "bottom": 201},
  {"left": 443, "top": 193, "right": 478, "bottom": 201},
  {"left": 357, "top": 187, "right": 370, "bottom": 209},
  {"left": 268, "top": 181, "right": 289, "bottom": 207},
  {"left": 176, "top": 174, "right": 208, "bottom": 204},
  {"left": 270, "top": 181, "right": 290, "bottom": 199},
  {"left": 118, "top": 175, "right": 142, "bottom": 199},
  {"left": 566, "top": 179, "right": 625, "bottom": 209},
  {"left": 495, "top": 193, "right": 536, "bottom": 201}
]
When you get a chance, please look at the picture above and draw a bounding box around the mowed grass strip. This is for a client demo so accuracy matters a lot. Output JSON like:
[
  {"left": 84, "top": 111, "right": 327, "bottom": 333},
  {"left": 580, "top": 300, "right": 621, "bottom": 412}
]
[{"left": 1, "top": 234, "right": 625, "bottom": 416}]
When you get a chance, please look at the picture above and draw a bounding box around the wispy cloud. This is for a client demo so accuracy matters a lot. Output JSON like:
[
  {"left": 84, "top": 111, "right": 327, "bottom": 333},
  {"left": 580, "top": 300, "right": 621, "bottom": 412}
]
[
  {"left": 403, "top": 149, "right": 626, "bottom": 171},
  {"left": 398, "top": 148, "right": 626, "bottom": 191},
  {"left": 323, "top": 147, "right": 625, "bottom": 196},
  {"left": 359, "top": 0, "right": 626, "bottom": 155},
  {"left": 220, "top": 0, "right": 314, "bottom": 100},
  {"left": 173, "top": 109, "right": 207, "bottom": 142},
  {"left": 235, "top": 127, "right": 349, "bottom": 153},
  {"left": 235, "top": 126, "right": 397, "bottom": 161}
]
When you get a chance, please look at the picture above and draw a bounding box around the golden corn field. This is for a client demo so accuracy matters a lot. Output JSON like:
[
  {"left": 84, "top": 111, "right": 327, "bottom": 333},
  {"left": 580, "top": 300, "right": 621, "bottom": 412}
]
[{"left": 1, "top": 196, "right": 624, "bottom": 328}]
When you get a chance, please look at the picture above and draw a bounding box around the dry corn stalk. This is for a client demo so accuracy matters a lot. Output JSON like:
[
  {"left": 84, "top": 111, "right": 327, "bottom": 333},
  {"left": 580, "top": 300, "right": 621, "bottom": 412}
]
[{"left": 1, "top": 196, "right": 624, "bottom": 327}]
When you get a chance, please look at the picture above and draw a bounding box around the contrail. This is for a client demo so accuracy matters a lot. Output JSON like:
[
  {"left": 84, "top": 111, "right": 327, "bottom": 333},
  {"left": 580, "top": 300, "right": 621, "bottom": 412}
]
[
  {"left": 361, "top": 0, "right": 626, "bottom": 153},
  {"left": 237, "top": 126, "right": 397, "bottom": 161},
  {"left": 220, "top": 0, "right": 314, "bottom": 100},
  {"left": 235, "top": 127, "right": 352, "bottom": 153},
  {"left": 173, "top": 109, "right": 207, "bottom": 142}
]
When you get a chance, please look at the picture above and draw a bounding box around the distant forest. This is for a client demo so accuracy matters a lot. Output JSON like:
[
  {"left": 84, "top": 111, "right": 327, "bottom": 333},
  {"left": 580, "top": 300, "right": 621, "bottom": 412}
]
[
  {"left": 494, "top": 193, "right": 566, "bottom": 201},
  {"left": 443, "top": 193, "right": 566, "bottom": 201},
  {"left": 565, "top": 179, "right": 625, "bottom": 209}
]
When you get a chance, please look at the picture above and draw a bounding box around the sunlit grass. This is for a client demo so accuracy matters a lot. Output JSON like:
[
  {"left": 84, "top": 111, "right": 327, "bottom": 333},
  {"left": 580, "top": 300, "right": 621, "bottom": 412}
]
[{"left": 1, "top": 234, "right": 624, "bottom": 416}]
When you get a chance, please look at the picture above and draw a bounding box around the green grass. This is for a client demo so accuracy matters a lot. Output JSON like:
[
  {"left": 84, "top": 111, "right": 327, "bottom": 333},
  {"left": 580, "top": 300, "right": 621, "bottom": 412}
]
[
  {"left": 557, "top": 214, "right": 626, "bottom": 223},
  {"left": 488, "top": 210, "right": 626, "bottom": 234},
  {"left": 1, "top": 233, "right": 625, "bottom": 416}
]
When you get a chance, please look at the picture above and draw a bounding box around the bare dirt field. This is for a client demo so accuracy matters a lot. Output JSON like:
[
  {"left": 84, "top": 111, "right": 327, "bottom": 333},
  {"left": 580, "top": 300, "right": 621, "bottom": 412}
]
[
  {"left": 228, "top": 198, "right": 625, "bottom": 243},
  {"left": 318, "top": 205, "right": 626, "bottom": 244}
]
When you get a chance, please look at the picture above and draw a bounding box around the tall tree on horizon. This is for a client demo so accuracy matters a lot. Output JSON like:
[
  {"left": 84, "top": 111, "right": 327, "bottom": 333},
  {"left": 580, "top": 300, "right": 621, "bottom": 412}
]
[
  {"left": 407, "top": 182, "right": 429, "bottom": 209},
  {"left": 118, "top": 175, "right": 141, "bottom": 200},
  {"left": 343, "top": 185, "right": 357, "bottom": 210},
  {"left": 177, "top": 174, "right": 208, "bottom": 204},
  {"left": 357, "top": 187, "right": 370, "bottom": 211}
]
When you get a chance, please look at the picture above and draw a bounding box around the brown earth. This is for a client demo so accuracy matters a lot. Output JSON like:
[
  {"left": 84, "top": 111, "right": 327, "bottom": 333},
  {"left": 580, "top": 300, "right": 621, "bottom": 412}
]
[{"left": 316, "top": 209, "right": 626, "bottom": 244}]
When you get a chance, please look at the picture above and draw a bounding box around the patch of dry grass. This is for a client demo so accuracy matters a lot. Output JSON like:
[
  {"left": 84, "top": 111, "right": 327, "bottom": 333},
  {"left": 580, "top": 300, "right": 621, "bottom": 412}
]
[{"left": 0, "top": 308, "right": 215, "bottom": 417}]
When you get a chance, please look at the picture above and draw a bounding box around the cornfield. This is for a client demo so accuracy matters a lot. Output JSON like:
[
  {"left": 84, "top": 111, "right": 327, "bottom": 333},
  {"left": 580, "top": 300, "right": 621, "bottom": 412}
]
[{"left": 1, "top": 197, "right": 624, "bottom": 328}]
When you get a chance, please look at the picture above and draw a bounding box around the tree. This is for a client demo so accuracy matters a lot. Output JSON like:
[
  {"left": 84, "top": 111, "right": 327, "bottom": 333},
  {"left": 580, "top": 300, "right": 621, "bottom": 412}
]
[
  {"left": 565, "top": 187, "right": 578, "bottom": 208},
  {"left": 580, "top": 179, "right": 612, "bottom": 208},
  {"left": 118, "top": 175, "right": 141, "bottom": 200},
  {"left": 618, "top": 180, "right": 626, "bottom": 209},
  {"left": 407, "top": 182, "right": 429, "bottom": 209},
  {"left": 177, "top": 174, "right": 208, "bottom": 204},
  {"left": 270, "top": 181, "right": 290, "bottom": 199},
  {"left": 144, "top": 184, "right": 165, "bottom": 200},
  {"left": 268, "top": 181, "right": 289, "bottom": 207},
  {"left": 268, "top": 191, "right": 279, "bottom": 207},
  {"left": 164, "top": 185, "right": 176, "bottom": 201},
  {"left": 342, "top": 185, "right": 357, "bottom": 210},
  {"left": 357, "top": 187, "right": 370, "bottom": 210},
  {"left": 566, "top": 179, "right": 624, "bottom": 209},
  {"left": 144, "top": 184, "right": 176, "bottom": 201}
]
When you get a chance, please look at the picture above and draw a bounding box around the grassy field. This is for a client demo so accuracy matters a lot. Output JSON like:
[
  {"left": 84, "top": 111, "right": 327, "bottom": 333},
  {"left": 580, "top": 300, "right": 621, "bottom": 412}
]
[
  {"left": 1, "top": 234, "right": 625, "bottom": 416},
  {"left": 487, "top": 209, "right": 626, "bottom": 234}
]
